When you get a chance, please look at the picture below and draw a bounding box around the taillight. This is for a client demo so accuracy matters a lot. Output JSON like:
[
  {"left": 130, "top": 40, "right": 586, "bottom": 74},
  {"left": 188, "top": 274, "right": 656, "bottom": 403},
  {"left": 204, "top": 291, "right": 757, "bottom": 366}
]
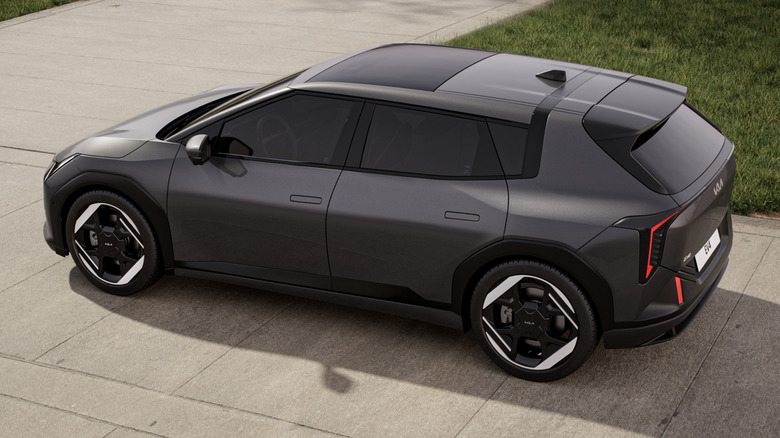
[
  {"left": 641, "top": 211, "right": 679, "bottom": 282},
  {"left": 675, "top": 276, "right": 684, "bottom": 305}
]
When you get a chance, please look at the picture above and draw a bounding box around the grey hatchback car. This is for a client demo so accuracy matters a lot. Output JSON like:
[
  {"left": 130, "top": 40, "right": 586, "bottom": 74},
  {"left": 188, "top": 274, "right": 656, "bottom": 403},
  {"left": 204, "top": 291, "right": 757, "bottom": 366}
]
[{"left": 43, "top": 44, "right": 734, "bottom": 381}]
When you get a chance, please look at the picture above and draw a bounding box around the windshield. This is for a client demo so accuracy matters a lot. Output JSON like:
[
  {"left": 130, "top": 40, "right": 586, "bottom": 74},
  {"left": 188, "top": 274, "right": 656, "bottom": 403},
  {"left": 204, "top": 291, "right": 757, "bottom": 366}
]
[{"left": 172, "top": 72, "right": 301, "bottom": 138}]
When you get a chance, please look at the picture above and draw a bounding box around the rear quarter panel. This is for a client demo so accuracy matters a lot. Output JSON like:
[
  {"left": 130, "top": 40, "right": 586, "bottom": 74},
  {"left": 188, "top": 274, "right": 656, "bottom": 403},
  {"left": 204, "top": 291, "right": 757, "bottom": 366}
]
[{"left": 504, "top": 111, "right": 677, "bottom": 248}]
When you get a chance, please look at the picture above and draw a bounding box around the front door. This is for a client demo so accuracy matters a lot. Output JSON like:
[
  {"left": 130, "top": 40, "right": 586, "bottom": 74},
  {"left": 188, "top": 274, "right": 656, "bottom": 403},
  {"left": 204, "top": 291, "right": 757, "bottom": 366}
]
[{"left": 167, "top": 93, "right": 362, "bottom": 288}]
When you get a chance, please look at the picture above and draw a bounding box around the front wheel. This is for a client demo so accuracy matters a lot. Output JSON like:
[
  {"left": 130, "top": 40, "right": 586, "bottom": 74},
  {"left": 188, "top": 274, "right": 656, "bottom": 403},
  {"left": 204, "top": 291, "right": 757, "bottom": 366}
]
[
  {"left": 470, "top": 260, "right": 598, "bottom": 381},
  {"left": 65, "top": 190, "right": 162, "bottom": 295}
]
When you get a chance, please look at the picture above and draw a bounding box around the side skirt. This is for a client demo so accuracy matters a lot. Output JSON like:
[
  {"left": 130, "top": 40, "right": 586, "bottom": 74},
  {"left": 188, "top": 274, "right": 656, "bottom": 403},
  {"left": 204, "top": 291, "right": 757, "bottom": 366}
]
[{"left": 174, "top": 268, "right": 464, "bottom": 330}]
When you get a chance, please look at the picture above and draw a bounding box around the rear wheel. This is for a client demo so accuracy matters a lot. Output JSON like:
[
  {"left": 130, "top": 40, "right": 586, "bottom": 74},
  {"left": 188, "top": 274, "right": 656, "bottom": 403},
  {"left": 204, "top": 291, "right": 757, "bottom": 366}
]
[
  {"left": 470, "top": 259, "right": 598, "bottom": 381},
  {"left": 65, "top": 190, "right": 162, "bottom": 295}
]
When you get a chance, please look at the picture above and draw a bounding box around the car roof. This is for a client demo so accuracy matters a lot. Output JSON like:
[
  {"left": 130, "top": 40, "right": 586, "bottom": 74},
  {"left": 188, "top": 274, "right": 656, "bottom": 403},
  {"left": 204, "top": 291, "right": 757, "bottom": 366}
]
[
  {"left": 297, "top": 44, "right": 592, "bottom": 108},
  {"left": 304, "top": 44, "right": 496, "bottom": 92},
  {"left": 171, "top": 44, "right": 687, "bottom": 140}
]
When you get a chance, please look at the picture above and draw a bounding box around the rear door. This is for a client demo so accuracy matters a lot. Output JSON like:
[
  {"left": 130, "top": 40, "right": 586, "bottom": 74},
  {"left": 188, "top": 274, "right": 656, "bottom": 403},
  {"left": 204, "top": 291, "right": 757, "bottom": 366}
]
[
  {"left": 327, "top": 104, "right": 509, "bottom": 304},
  {"left": 167, "top": 93, "right": 362, "bottom": 288}
]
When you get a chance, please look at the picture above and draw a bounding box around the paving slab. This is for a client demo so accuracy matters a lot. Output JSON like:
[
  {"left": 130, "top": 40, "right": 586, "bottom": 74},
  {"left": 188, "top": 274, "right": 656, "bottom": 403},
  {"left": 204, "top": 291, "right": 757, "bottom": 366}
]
[
  {"left": 0, "top": 107, "right": 113, "bottom": 153},
  {"left": 716, "top": 231, "right": 774, "bottom": 293},
  {"left": 12, "top": 12, "right": 401, "bottom": 58},
  {"left": 0, "top": 163, "right": 45, "bottom": 218},
  {"left": 73, "top": 0, "right": 481, "bottom": 36},
  {"left": 733, "top": 214, "right": 780, "bottom": 238},
  {"left": 0, "top": 75, "right": 187, "bottom": 126},
  {"left": 0, "top": 356, "right": 336, "bottom": 437},
  {"left": 175, "top": 299, "right": 508, "bottom": 437},
  {"left": 0, "top": 201, "right": 62, "bottom": 293},
  {"left": 103, "top": 427, "right": 161, "bottom": 438},
  {"left": 0, "top": 147, "right": 52, "bottom": 168},
  {"left": 37, "top": 276, "right": 296, "bottom": 392},
  {"left": 663, "top": 237, "right": 780, "bottom": 437},
  {"left": 0, "top": 260, "right": 134, "bottom": 360},
  {"left": 0, "top": 393, "right": 114, "bottom": 438},
  {"left": 0, "top": 51, "right": 273, "bottom": 97}
]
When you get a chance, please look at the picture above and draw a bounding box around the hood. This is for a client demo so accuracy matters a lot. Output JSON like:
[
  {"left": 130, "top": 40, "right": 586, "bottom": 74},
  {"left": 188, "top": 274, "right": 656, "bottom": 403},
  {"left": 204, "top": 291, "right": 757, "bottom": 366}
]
[{"left": 54, "top": 84, "right": 258, "bottom": 161}]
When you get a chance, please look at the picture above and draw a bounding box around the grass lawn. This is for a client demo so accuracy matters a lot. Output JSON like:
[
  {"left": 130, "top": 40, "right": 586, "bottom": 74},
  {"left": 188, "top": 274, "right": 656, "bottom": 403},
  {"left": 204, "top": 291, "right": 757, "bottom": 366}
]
[
  {"left": 0, "top": 0, "right": 81, "bottom": 22},
  {"left": 449, "top": 0, "right": 779, "bottom": 215}
]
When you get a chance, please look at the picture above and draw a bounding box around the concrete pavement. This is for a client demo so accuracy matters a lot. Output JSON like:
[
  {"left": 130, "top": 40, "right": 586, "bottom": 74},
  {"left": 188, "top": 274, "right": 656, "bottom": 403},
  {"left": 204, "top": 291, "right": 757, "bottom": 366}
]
[{"left": 0, "top": 1, "right": 778, "bottom": 436}]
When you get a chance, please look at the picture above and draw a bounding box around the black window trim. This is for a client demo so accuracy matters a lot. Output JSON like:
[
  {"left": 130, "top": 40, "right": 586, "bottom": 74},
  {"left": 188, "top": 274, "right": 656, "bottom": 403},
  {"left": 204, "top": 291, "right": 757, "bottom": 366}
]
[
  {"left": 210, "top": 90, "right": 365, "bottom": 169},
  {"left": 345, "top": 99, "right": 536, "bottom": 180},
  {"left": 485, "top": 119, "right": 532, "bottom": 179}
]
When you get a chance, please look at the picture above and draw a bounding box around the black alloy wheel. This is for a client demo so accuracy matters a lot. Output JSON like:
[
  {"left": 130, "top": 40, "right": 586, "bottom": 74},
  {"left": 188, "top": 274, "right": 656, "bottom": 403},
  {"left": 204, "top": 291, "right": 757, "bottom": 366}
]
[
  {"left": 65, "top": 190, "right": 162, "bottom": 295},
  {"left": 471, "top": 259, "right": 598, "bottom": 381}
]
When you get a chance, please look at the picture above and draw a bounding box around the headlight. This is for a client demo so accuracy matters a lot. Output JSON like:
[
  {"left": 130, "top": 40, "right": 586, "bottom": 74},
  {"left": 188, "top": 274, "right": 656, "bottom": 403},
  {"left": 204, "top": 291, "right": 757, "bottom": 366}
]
[{"left": 43, "top": 154, "right": 78, "bottom": 181}]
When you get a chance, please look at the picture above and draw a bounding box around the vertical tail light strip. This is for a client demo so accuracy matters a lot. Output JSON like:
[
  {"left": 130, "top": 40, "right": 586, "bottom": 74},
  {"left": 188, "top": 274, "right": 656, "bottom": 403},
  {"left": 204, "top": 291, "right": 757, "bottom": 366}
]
[
  {"left": 675, "top": 276, "right": 683, "bottom": 305},
  {"left": 644, "top": 211, "right": 679, "bottom": 280}
]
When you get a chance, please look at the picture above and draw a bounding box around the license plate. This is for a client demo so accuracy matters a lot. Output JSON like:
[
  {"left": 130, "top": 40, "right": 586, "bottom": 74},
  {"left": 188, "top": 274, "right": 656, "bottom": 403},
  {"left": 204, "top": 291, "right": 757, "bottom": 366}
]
[{"left": 695, "top": 229, "right": 721, "bottom": 271}]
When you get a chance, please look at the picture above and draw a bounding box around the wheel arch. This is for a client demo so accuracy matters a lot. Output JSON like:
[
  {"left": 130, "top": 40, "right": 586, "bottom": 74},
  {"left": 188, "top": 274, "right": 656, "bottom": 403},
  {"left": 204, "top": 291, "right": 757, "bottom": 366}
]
[
  {"left": 51, "top": 172, "right": 174, "bottom": 270},
  {"left": 452, "top": 239, "right": 614, "bottom": 333}
]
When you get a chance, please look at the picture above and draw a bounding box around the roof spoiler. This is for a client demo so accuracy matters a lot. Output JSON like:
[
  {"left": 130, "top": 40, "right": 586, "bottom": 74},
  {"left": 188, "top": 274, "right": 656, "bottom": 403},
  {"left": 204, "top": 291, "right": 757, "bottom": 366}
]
[{"left": 583, "top": 76, "right": 688, "bottom": 194}]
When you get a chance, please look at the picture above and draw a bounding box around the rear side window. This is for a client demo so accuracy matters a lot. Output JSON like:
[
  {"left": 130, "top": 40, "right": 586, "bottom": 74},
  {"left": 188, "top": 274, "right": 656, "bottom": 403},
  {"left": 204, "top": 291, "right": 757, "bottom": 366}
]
[
  {"left": 488, "top": 122, "right": 527, "bottom": 176},
  {"left": 631, "top": 103, "right": 724, "bottom": 193},
  {"left": 361, "top": 105, "right": 502, "bottom": 177}
]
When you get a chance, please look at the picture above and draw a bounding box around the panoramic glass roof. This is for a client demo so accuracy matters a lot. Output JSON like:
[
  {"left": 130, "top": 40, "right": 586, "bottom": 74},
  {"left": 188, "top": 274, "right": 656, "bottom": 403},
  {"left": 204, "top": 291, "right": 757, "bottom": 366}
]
[{"left": 307, "top": 44, "right": 496, "bottom": 92}]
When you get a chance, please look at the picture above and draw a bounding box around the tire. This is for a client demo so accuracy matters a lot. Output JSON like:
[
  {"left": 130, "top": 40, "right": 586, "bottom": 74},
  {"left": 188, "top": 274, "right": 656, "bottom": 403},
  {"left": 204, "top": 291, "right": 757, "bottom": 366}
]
[
  {"left": 65, "top": 190, "right": 162, "bottom": 295},
  {"left": 470, "top": 259, "right": 598, "bottom": 381}
]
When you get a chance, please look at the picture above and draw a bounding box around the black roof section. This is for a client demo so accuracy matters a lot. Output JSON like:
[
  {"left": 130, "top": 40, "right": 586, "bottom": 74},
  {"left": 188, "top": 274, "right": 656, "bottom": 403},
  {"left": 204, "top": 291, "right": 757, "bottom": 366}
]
[{"left": 306, "top": 44, "right": 496, "bottom": 92}]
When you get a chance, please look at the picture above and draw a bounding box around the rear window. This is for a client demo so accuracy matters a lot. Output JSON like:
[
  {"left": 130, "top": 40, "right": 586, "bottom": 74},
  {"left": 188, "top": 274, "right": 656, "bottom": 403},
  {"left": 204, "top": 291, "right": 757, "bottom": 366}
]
[
  {"left": 488, "top": 122, "right": 527, "bottom": 176},
  {"left": 631, "top": 103, "right": 724, "bottom": 194},
  {"left": 361, "top": 105, "right": 502, "bottom": 177}
]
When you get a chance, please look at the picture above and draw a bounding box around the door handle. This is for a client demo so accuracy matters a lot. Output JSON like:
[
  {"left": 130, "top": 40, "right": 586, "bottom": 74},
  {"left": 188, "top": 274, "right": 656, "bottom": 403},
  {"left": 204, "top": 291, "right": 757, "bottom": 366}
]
[
  {"left": 444, "top": 211, "right": 480, "bottom": 222},
  {"left": 290, "top": 195, "right": 322, "bottom": 205}
]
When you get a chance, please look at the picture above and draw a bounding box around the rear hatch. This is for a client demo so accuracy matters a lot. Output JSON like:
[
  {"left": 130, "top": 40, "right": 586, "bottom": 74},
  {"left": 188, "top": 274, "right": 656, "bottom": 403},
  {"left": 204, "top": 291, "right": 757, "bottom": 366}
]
[{"left": 583, "top": 74, "right": 734, "bottom": 283}]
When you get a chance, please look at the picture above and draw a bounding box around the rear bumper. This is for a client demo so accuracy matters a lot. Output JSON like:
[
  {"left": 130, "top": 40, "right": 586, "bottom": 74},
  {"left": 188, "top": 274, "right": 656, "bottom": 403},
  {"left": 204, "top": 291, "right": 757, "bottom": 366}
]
[
  {"left": 603, "top": 209, "right": 732, "bottom": 348},
  {"left": 603, "top": 258, "right": 727, "bottom": 348}
]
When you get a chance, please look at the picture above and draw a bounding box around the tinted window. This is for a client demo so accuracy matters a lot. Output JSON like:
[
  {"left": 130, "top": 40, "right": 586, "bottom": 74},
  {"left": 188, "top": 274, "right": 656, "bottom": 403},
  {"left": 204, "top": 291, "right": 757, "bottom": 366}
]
[
  {"left": 631, "top": 103, "right": 724, "bottom": 193},
  {"left": 215, "top": 95, "right": 360, "bottom": 165},
  {"left": 361, "top": 105, "right": 502, "bottom": 177},
  {"left": 488, "top": 122, "right": 527, "bottom": 176}
]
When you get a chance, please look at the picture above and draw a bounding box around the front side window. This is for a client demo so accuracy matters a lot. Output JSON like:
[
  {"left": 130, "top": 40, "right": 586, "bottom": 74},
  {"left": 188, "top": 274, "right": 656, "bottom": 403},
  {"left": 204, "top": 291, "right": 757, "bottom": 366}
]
[
  {"left": 215, "top": 94, "right": 361, "bottom": 166},
  {"left": 361, "top": 105, "right": 502, "bottom": 177}
]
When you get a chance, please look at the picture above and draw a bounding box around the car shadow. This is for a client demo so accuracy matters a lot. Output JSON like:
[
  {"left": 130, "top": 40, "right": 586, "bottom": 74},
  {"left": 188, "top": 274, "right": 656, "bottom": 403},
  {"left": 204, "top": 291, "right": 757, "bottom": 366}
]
[{"left": 68, "top": 266, "right": 766, "bottom": 435}]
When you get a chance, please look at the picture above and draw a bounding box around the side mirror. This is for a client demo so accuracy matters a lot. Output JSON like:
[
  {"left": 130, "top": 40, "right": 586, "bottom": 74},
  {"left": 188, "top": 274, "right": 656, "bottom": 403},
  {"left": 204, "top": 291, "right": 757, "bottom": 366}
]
[{"left": 185, "top": 134, "right": 210, "bottom": 165}]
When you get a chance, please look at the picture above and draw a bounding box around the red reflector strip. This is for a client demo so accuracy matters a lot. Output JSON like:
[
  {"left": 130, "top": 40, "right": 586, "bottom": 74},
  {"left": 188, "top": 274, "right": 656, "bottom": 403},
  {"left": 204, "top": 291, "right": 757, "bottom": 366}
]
[
  {"left": 675, "top": 276, "right": 683, "bottom": 305},
  {"left": 645, "top": 211, "right": 679, "bottom": 279}
]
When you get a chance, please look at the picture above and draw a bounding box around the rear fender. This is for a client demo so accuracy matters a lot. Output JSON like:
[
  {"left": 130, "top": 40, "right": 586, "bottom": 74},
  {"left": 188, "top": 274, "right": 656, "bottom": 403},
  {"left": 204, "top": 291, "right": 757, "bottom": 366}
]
[{"left": 452, "top": 239, "right": 614, "bottom": 332}]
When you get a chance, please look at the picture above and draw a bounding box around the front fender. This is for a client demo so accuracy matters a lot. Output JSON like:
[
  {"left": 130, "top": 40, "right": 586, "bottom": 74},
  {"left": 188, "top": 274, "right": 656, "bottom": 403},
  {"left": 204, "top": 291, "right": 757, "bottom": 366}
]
[{"left": 46, "top": 171, "right": 175, "bottom": 270}]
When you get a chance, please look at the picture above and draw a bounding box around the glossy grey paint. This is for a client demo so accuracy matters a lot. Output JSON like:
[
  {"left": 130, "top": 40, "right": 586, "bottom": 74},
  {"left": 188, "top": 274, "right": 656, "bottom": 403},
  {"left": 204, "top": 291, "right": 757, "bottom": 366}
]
[
  {"left": 42, "top": 44, "right": 735, "bottom": 351},
  {"left": 504, "top": 110, "right": 677, "bottom": 248},
  {"left": 167, "top": 153, "right": 340, "bottom": 289},
  {"left": 327, "top": 171, "right": 508, "bottom": 304},
  {"left": 43, "top": 140, "right": 181, "bottom": 262}
]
